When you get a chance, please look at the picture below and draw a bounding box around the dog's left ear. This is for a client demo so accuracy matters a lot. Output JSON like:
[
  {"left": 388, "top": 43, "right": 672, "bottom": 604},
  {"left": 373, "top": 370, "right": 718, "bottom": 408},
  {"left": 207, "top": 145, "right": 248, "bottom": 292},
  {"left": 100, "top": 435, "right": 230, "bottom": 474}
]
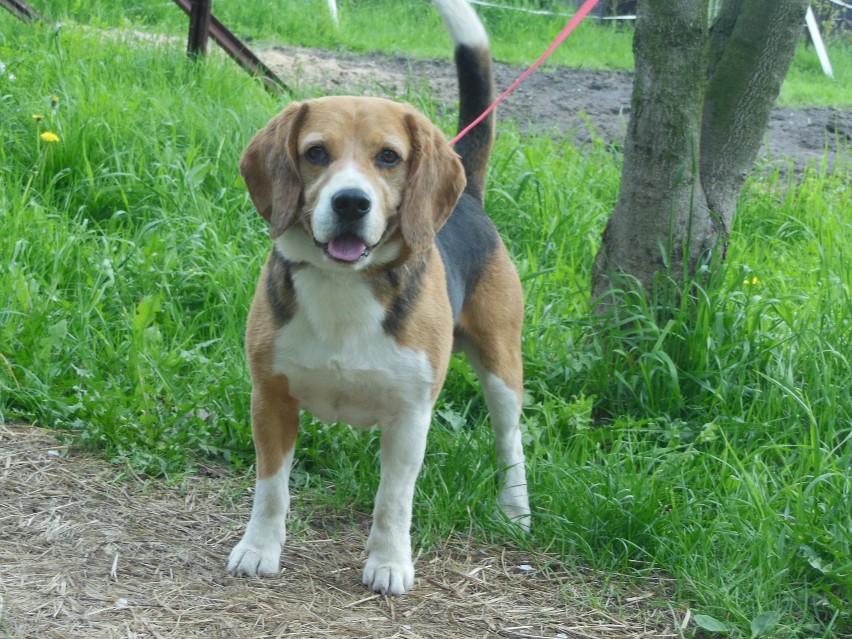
[
  {"left": 400, "top": 111, "right": 466, "bottom": 253},
  {"left": 240, "top": 102, "right": 309, "bottom": 237}
]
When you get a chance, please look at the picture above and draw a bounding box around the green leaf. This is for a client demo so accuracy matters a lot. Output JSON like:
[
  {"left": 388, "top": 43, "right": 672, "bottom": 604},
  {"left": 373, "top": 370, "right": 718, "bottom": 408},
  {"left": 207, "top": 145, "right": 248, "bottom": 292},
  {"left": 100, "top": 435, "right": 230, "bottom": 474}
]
[
  {"left": 800, "top": 544, "right": 833, "bottom": 574},
  {"left": 750, "top": 611, "right": 781, "bottom": 638},
  {"left": 133, "top": 294, "right": 161, "bottom": 333},
  {"left": 694, "top": 614, "right": 732, "bottom": 633}
]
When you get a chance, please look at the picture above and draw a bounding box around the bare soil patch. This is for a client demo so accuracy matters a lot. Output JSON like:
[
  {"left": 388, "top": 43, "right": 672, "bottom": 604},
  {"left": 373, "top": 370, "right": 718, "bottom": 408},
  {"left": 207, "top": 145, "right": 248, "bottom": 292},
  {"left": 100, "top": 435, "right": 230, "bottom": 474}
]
[
  {"left": 1, "top": 423, "right": 678, "bottom": 638},
  {"left": 259, "top": 44, "right": 851, "bottom": 173}
]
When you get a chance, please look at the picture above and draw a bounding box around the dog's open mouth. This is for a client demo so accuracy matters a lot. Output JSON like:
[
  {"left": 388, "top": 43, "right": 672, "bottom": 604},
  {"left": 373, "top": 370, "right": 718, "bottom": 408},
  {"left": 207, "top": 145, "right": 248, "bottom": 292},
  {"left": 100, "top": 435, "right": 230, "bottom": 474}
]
[{"left": 324, "top": 233, "right": 370, "bottom": 263}]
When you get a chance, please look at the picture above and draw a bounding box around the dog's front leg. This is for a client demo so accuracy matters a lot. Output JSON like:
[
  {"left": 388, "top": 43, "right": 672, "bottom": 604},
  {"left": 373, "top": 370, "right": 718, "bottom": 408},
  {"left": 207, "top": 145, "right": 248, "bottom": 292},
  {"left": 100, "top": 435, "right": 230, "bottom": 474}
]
[
  {"left": 228, "top": 378, "right": 299, "bottom": 577},
  {"left": 362, "top": 409, "right": 431, "bottom": 595}
]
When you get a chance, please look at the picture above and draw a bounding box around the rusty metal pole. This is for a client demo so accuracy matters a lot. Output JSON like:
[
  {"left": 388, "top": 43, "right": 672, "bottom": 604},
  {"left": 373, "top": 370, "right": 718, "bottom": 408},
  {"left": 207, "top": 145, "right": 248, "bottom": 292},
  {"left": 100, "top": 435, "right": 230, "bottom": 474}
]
[
  {"left": 187, "top": 0, "right": 212, "bottom": 58},
  {"left": 172, "top": 0, "right": 288, "bottom": 94}
]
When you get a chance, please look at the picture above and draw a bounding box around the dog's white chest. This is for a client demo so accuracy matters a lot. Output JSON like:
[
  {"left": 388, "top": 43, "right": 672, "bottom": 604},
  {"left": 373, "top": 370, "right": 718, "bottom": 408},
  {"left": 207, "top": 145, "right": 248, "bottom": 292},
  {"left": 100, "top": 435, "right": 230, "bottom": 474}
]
[{"left": 272, "top": 269, "right": 434, "bottom": 427}]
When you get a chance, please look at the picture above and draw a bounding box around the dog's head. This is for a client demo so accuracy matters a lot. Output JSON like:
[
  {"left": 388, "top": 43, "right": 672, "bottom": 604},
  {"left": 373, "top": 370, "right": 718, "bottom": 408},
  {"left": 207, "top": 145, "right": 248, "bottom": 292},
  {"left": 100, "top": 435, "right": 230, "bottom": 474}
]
[{"left": 240, "top": 96, "right": 466, "bottom": 271}]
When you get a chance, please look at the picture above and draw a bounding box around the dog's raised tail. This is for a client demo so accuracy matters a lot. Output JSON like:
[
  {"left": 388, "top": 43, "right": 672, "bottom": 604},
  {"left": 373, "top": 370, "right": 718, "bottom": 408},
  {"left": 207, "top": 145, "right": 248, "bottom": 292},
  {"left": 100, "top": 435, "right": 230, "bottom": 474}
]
[{"left": 432, "top": 0, "right": 494, "bottom": 203}]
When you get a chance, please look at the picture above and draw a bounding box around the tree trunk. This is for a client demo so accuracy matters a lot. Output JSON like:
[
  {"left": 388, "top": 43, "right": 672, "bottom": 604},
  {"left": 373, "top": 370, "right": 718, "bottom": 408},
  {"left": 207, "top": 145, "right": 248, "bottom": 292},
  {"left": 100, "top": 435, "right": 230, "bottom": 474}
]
[
  {"left": 701, "top": 0, "right": 809, "bottom": 234},
  {"left": 591, "top": 0, "right": 807, "bottom": 306}
]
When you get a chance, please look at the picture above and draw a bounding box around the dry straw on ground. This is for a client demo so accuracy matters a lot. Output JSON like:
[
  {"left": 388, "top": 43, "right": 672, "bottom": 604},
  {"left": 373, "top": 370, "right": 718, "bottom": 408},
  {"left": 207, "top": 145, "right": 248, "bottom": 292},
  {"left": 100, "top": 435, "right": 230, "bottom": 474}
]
[{"left": 1, "top": 423, "right": 679, "bottom": 638}]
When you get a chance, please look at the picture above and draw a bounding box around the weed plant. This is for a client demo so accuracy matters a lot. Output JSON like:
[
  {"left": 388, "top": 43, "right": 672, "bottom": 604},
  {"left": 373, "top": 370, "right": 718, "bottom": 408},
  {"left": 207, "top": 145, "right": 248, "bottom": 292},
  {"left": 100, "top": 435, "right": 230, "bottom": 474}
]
[{"left": 1, "top": 9, "right": 850, "bottom": 639}]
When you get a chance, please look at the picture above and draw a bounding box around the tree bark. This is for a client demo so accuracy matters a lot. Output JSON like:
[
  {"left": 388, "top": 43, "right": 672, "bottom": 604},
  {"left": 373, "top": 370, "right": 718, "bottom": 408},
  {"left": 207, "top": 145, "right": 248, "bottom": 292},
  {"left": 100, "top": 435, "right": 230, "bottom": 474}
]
[
  {"left": 591, "top": 0, "right": 808, "bottom": 306},
  {"left": 700, "top": 0, "right": 808, "bottom": 235}
]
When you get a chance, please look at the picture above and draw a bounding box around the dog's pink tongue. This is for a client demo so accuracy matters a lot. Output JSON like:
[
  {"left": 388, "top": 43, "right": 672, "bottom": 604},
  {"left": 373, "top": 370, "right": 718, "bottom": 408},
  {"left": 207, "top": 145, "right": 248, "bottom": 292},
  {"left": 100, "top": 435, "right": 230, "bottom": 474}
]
[{"left": 327, "top": 235, "right": 367, "bottom": 262}]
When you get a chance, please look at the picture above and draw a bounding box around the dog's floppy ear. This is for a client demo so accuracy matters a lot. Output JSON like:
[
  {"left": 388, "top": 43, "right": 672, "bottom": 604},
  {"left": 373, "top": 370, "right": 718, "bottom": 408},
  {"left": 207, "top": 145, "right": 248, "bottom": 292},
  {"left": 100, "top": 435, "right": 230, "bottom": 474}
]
[
  {"left": 240, "top": 102, "right": 309, "bottom": 237},
  {"left": 399, "top": 111, "right": 466, "bottom": 253}
]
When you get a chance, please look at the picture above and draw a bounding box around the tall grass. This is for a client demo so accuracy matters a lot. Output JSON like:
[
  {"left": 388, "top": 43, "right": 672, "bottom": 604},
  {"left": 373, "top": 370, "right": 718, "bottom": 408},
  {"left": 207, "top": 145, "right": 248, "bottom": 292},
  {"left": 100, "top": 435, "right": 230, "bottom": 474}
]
[
  {"left": 487, "top": 131, "right": 851, "bottom": 635},
  {"left": 1, "top": 6, "right": 850, "bottom": 639},
  {"left": 0, "top": 20, "right": 279, "bottom": 471}
]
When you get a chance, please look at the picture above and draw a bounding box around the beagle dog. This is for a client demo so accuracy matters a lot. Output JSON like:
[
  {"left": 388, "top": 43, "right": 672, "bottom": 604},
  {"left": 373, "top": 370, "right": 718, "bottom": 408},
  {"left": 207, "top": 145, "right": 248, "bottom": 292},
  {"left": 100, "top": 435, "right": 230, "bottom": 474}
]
[{"left": 227, "top": 0, "right": 529, "bottom": 595}]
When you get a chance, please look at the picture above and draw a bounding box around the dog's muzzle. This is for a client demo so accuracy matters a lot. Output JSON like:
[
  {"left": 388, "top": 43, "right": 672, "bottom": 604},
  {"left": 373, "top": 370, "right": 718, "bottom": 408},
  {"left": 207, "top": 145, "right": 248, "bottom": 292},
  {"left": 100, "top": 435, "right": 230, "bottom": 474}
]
[{"left": 324, "top": 188, "right": 372, "bottom": 263}]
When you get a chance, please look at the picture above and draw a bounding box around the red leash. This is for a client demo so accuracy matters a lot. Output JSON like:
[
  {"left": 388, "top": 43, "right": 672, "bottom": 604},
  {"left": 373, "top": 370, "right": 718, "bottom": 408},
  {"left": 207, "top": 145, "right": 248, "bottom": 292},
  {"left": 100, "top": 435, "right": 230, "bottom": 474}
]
[{"left": 449, "top": 0, "right": 600, "bottom": 146}]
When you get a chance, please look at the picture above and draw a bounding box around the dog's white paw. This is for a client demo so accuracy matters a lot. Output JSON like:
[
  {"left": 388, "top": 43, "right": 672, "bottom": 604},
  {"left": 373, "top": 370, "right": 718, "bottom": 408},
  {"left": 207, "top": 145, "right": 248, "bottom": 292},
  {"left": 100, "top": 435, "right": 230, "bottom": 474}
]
[
  {"left": 499, "top": 501, "right": 531, "bottom": 533},
  {"left": 362, "top": 555, "right": 415, "bottom": 595},
  {"left": 227, "top": 537, "right": 282, "bottom": 577},
  {"left": 499, "top": 489, "right": 531, "bottom": 533}
]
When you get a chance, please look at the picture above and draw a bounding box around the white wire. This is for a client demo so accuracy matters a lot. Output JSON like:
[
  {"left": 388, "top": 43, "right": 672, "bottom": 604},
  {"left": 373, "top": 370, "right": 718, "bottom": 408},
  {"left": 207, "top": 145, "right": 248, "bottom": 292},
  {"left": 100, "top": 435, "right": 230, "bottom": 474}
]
[
  {"left": 467, "top": 0, "right": 635, "bottom": 19},
  {"left": 467, "top": 0, "right": 575, "bottom": 17},
  {"left": 469, "top": 0, "right": 852, "bottom": 21}
]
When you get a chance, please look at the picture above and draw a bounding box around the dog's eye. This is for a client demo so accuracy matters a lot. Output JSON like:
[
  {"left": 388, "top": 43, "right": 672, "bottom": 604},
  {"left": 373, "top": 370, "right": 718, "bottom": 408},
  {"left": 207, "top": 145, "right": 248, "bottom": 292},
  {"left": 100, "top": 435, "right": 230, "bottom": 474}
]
[
  {"left": 305, "top": 145, "right": 329, "bottom": 166},
  {"left": 377, "top": 149, "right": 401, "bottom": 168}
]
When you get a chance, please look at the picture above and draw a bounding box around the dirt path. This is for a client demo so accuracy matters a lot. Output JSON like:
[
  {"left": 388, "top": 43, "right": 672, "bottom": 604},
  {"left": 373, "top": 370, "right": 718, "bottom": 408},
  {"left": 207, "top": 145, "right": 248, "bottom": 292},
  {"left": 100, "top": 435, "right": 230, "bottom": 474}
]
[
  {"left": 1, "top": 423, "right": 678, "bottom": 638},
  {"left": 259, "top": 44, "right": 851, "bottom": 174}
]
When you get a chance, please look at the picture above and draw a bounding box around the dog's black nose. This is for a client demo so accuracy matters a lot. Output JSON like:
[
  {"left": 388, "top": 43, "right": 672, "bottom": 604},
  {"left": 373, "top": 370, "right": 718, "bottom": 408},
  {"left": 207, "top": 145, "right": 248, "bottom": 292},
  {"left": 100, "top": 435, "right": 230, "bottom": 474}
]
[{"left": 332, "top": 189, "right": 372, "bottom": 221}]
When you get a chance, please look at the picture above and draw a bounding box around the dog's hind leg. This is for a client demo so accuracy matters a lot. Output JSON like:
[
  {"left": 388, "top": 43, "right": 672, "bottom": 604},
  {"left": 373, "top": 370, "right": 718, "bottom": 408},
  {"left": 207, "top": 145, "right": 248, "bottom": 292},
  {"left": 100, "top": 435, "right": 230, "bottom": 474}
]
[{"left": 456, "top": 251, "right": 531, "bottom": 531}]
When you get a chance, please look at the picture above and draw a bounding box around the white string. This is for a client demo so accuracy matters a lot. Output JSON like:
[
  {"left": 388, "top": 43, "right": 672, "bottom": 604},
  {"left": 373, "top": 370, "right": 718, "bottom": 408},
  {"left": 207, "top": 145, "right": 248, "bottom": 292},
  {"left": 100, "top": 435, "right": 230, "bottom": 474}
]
[{"left": 468, "top": 0, "right": 635, "bottom": 20}]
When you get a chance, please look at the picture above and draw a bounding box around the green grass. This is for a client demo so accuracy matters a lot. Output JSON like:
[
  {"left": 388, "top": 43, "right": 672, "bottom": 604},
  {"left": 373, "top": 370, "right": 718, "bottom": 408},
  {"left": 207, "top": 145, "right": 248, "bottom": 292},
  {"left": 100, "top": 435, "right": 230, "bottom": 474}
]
[
  {"left": 22, "top": 0, "right": 852, "bottom": 106},
  {"left": 1, "top": 6, "right": 851, "bottom": 639},
  {"left": 781, "top": 43, "right": 852, "bottom": 107}
]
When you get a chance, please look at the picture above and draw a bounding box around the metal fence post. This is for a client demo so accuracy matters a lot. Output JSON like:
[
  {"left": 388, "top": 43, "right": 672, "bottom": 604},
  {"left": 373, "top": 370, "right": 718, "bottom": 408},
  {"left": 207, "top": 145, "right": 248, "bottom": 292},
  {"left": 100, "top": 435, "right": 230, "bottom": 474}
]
[{"left": 187, "top": 0, "right": 212, "bottom": 58}]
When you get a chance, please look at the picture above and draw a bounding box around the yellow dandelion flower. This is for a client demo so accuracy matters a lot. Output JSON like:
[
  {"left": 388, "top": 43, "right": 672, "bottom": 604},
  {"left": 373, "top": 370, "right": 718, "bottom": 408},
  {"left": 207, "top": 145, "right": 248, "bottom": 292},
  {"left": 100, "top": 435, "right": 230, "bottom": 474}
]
[
  {"left": 743, "top": 276, "right": 760, "bottom": 286},
  {"left": 32, "top": 114, "right": 45, "bottom": 121},
  {"left": 50, "top": 95, "right": 60, "bottom": 108},
  {"left": 40, "top": 131, "right": 60, "bottom": 143}
]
